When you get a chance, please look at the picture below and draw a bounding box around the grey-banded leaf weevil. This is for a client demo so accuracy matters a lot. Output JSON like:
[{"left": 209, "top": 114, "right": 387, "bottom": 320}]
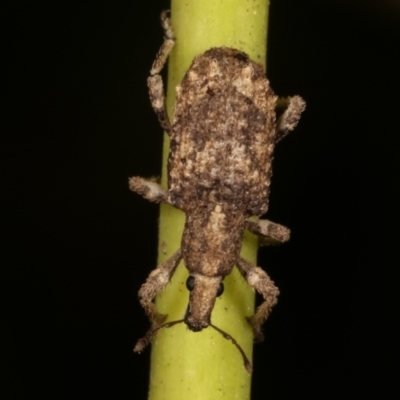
[{"left": 129, "top": 11, "right": 305, "bottom": 373}]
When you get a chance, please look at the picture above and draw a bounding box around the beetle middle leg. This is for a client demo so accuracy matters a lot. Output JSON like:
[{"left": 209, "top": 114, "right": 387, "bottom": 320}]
[
  {"left": 236, "top": 257, "right": 279, "bottom": 342},
  {"left": 245, "top": 219, "right": 290, "bottom": 245},
  {"left": 129, "top": 176, "right": 171, "bottom": 204}
]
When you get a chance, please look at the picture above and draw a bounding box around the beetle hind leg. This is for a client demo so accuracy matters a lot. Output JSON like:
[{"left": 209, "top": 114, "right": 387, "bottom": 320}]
[
  {"left": 275, "top": 96, "right": 306, "bottom": 143},
  {"left": 148, "top": 10, "right": 176, "bottom": 134}
]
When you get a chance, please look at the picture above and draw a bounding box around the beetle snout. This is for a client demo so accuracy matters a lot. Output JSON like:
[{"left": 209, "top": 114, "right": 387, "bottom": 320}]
[
  {"left": 184, "top": 305, "right": 210, "bottom": 332},
  {"left": 185, "top": 313, "right": 210, "bottom": 332},
  {"left": 187, "top": 322, "right": 207, "bottom": 332},
  {"left": 183, "top": 274, "right": 224, "bottom": 332}
]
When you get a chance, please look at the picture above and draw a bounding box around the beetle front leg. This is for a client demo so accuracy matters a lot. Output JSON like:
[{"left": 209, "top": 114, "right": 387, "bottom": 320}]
[
  {"left": 236, "top": 257, "right": 279, "bottom": 342},
  {"left": 148, "top": 10, "right": 176, "bottom": 134},
  {"left": 245, "top": 219, "right": 290, "bottom": 245},
  {"left": 138, "top": 249, "right": 182, "bottom": 326}
]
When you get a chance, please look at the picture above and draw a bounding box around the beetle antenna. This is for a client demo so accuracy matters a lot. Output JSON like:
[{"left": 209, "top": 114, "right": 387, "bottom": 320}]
[
  {"left": 134, "top": 319, "right": 185, "bottom": 353},
  {"left": 134, "top": 320, "right": 252, "bottom": 374},
  {"left": 209, "top": 323, "right": 253, "bottom": 374}
]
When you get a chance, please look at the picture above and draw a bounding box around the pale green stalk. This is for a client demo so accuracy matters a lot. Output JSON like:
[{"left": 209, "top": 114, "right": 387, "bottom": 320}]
[{"left": 149, "top": 1, "right": 270, "bottom": 399}]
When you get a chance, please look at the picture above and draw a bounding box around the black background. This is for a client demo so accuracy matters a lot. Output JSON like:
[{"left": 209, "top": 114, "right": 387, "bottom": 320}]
[{"left": 5, "top": 1, "right": 399, "bottom": 398}]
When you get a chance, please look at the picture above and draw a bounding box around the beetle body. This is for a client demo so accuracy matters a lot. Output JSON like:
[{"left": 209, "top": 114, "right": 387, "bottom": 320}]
[
  {"left": 166, "top": 48, "right": 278, "bottom": 330},
  {"left": 130, "top": 11, "right": 305, "bottom": 359}
]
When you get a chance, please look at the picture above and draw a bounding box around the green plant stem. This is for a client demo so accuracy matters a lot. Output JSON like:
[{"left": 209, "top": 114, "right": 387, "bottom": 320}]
[{"left": 149, "top": 1, "right": 270, "bottom": 399}]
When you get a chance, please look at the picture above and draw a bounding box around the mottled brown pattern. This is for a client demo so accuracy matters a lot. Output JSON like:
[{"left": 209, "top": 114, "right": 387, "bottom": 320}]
[
  {"left": 169, "top": 47, "right": 276, "bottom": 217},
  {"left": 129, "top": 11, "right": 305, "bottom": 370}
]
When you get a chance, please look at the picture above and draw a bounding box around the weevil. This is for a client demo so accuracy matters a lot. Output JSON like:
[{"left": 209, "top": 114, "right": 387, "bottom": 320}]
[{"left": 129, "top": 11, "right": 305, "bottom": 372}]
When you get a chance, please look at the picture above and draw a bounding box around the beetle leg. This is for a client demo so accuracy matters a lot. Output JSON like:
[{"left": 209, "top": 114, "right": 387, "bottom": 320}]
[
  {"left": 129, "top": 176, "right": 172, "bottom": 204},
  {"left": 275, "top": 95, "right": 306, "bottom": 143},
  {"left": 236, "top": 257, "right": 279, "bottom": 342},
  {"left": 148, "top": 10, "right": 176, "bottom": 134},
  {"left": 245, "top": 219, "right": 290, "bottom": 245},
  {"left": 138, "top": 249, "right": 182, "bottom": 326}
]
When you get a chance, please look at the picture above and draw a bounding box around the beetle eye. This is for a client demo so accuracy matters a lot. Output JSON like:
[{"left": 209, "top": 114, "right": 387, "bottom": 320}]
[
  {"left": 186, "top": 275, "right": 195, "bottom": 291},
  {"left": 216, "top": 282, "right": 224, "bottom": 297}
]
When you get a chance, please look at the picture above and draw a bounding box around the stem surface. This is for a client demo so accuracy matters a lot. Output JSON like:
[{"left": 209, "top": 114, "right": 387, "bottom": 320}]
[{"left": 149, "top": 1, "right": 270, "bottom": 399}]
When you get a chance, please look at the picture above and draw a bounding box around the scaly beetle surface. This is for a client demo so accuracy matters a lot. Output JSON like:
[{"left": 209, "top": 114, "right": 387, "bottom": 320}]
[{"left": 129, "top": 11, "right": 305, "bottom": 371}]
